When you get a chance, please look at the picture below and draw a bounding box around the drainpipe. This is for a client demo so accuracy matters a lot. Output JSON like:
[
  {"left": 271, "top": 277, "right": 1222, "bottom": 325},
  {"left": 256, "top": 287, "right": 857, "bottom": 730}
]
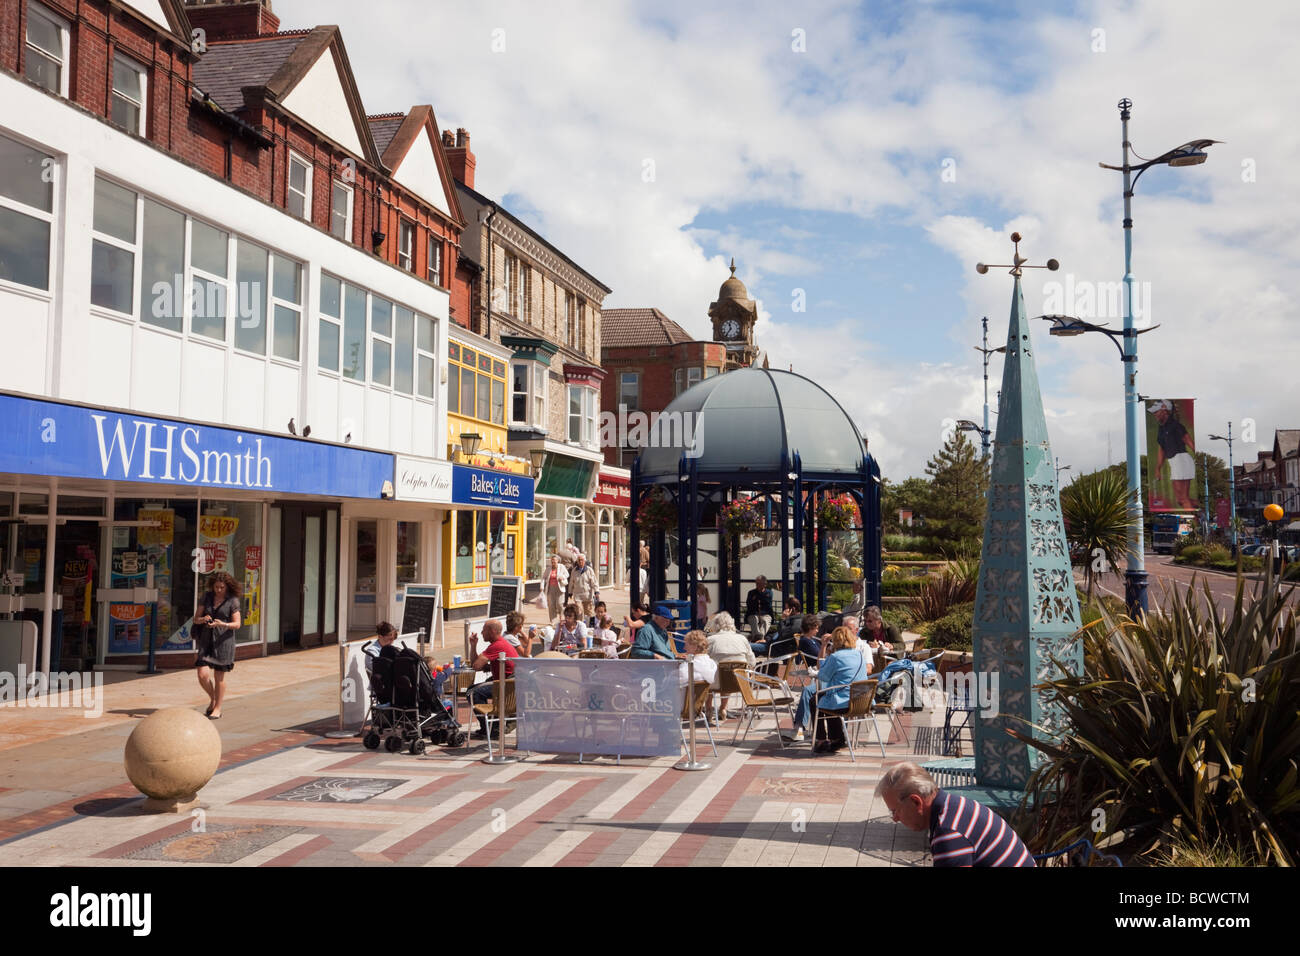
[{"left": 481, "top": 204, "right": 497, "bottom": 338}]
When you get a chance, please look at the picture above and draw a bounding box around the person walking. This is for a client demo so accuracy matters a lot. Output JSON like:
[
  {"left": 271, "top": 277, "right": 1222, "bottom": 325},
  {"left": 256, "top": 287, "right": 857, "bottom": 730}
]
[
  {"left": 544, "top": 554, "right": 568, "bottom": 624},
  {"left": 194, "top": 571, "right": 241, "bottom": 719},
  {"left": 566, "top": 553, "right": 600, "bottom": 621}
]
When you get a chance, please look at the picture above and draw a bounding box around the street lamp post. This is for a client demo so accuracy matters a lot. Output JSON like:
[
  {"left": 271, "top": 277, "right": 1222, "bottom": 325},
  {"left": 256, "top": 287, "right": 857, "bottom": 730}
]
[
  {"left": 1055, "top": 457, "right": 1071, "bottom": 484},
  {"left": 973, "top": 316, "right": 1006, "bottom": 460},
  {"left": 1202, "top": 452, "right": 1211, "bottom": 537},
  {"left": 1094, "top": 99, "right": 1218, "bottom": 617},
  {"left": 1209, "top": 424, "right": 1237, "bottom": 556}
]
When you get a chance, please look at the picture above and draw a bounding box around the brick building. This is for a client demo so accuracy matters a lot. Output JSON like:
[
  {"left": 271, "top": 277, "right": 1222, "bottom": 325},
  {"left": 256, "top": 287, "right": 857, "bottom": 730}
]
[{"left": 0, "top": 0, "right": 537, "bottom": 670}]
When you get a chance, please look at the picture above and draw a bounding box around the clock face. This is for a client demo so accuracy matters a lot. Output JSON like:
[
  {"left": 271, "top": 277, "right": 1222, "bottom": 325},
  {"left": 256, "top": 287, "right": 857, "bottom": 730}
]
[{"left": 721, "top": 319, "right": 740, "bottom": 339}]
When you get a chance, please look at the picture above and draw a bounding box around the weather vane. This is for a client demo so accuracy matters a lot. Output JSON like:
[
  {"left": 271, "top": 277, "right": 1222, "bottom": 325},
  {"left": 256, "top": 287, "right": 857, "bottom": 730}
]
[{"left": 976, "top": 232, "right": 1060, "bottom": 277}]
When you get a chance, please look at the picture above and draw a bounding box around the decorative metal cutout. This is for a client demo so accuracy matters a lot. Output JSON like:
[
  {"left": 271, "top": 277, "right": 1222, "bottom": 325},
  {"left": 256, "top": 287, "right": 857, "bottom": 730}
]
[{"left": 1026, "top": 483, "right": 1059, "bottom": 513}]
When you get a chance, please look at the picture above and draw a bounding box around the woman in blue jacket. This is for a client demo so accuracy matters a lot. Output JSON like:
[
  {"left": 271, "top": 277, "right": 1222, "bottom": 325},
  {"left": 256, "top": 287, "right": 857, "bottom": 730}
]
[{"left": 786, "top": 626, "right": 868, "bottom": 753}]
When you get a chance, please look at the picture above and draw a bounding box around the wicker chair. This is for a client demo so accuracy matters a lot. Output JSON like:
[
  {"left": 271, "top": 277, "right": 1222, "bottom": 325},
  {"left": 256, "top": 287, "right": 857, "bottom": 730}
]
[
  {"left": 715, "top": 660, "right": 746, "bottom": 720},
  {"left": 732, "top": 669, "right": 797, "bottom": 748},
  {"left": 679, "top": 679, "right": 717, "bottom": 757}
]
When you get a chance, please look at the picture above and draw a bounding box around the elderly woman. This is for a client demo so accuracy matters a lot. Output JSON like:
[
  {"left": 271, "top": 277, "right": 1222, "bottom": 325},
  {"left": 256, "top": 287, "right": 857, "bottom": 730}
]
[
  {"left": 704, "top": 611, "right": 754, "bottom": 720},
  {"left": 784, "top": 626, "right": 869, "bottom": 753},
  {"left": 679, "top": 629, "right": 718, "bottom": 689},
  {"left": 194, "top": 571, "right": 242, "bottom": 719},
  {"left": 544, "top": 555, "right": 568, "bottom": 624}
]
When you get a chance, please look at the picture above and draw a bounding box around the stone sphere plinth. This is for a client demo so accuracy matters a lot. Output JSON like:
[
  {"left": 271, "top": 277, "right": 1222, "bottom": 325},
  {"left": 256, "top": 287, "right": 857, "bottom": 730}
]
[{"left": 124, "top": 707, "right": 222, "bottom": 813}]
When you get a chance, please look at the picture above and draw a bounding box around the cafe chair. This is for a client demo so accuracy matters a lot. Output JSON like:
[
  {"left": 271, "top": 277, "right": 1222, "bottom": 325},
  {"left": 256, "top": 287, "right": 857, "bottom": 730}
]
[
  {"left": 732, "top": 669, "right": 797, "bottom": 749},
  {"left": 715, "top": 661, "right": 746, "bottom": 721},
  {"left": 578, "top": 649, "right": 606, "bottom": 659},
  {"left": 473, "top": 679, "right": 518, "bottom": 761},
  {"left": 810, "top": 679, "right": 883, "bottom": 762},
  {"left": 679, "top": 680, "right": 717, "bottom": 758}
]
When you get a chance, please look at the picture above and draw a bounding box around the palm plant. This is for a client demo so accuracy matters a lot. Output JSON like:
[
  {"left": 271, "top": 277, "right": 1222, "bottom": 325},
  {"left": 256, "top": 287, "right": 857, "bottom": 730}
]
[
  {"left": 1060, "top": 469, "right": 1133, "bottom": 600},
  {"left": 1013, "top": 570, "right": 1300, "bottom": 866}
]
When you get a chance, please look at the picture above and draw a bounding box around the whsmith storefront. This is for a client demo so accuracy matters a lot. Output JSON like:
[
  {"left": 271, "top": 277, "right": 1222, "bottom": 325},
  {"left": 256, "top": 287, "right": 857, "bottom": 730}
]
[{"left": 0, "top": 392, "right": 396, "bottom": 671}]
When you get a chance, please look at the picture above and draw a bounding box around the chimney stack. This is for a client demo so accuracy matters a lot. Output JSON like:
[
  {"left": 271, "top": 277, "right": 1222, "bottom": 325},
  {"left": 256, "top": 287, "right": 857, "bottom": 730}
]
[
  {"left": 444, "top": 127, "right": 475, "bottom": 189},
  {"left": 184, "top": 1, "right": 281, "bottom": 40}
]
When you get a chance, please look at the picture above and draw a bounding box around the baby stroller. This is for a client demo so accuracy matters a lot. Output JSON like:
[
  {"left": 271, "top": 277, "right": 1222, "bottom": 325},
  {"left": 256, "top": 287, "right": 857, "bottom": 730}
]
[{"left": 362, "top": 646, "right": 466, "bottom": 754}]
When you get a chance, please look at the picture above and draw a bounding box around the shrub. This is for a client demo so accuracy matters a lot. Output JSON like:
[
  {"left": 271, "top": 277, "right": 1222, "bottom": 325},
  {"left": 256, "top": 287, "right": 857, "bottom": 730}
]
[
  {"left": 1204, "top": 544, "right": 1231, "bottom": 564},
  {"left": 881, "top": 577, "right": 927, "bottom": 597},
  {"left": 927, "top": 602, "right": 974, "bottom": 652},
  {"left": 908, "top": 571, "right": 976, "bottom": 623},
  {"left": 884, "top": 534, "right": 928, "bottom": 552},
  {"left": 1176, "top": 544, "right": 1205, "bottom": 563},
  {"left": 1015, "top": 570, "right": 1300, "bottom": 866},
  {"left": 881, "top": 607, "right": 911, "bottom": 632}
]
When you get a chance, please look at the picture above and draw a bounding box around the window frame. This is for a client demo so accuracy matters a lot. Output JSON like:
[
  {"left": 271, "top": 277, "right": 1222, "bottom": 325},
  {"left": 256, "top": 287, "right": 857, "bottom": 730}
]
[
  {"left": 110, "top": 53, "right": 148, "bottom": 136},
  {"left": 426, "top": 233, "right": 442, "bottom": 285},
  {"left": 567, "top": 385, "right": 597, "bottom": 447},
  {"left": 330, "top": 179, "right": 353, "bottom": 240},
  {"left": 619, "top": 371, "right": 639, "bottom": 411},
  {"left": 25, "top": 2, "right": 69, "bottom": 97},
  {"left": 397, "top": 219, "right": 415, "bottom": 272},
  {"left": 0, "top": 131, "right": 57, "bottom": 295},
  {"left": 287, "top": 151, "right": 312, "bottom": 222}
]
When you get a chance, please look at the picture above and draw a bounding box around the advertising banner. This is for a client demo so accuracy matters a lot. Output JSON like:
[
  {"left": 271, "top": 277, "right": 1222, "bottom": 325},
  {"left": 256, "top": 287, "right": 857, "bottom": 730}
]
[
  {"left": 243, "top": 545, "right": 262, "bottom": 627},
  {"left": 514, "top": 659, "right": 684, "bottom": 758},
  {"left": 197, "top": 515, "right": 240, "bottom": 574},
  {"left": 1145, "top": 398, "right": 1198, "bottom": 513},
  {"left": 138, "top": 508, "right": 174, "bottom": 639},
  {"left": 108, "top": 603, "right": 147, "bottom": 654}
]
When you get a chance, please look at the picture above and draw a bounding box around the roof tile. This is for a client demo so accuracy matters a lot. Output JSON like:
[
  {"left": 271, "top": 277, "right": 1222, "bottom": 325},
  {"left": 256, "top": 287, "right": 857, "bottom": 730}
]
[
  {"left": 601, "top": 308, "right": 695, "bottom": 348},
  {"left": 193, "top": 34, "right": 307, "bottom": 112}
]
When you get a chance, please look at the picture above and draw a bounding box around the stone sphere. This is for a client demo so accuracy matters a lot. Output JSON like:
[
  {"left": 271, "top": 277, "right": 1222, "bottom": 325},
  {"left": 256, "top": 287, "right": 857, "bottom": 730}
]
[{"left": 124, "top": 707, "right": 221, "bottom": 802}]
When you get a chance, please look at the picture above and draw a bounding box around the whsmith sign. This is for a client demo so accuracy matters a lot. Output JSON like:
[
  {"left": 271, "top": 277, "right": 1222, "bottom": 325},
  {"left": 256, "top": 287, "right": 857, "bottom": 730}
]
[{"left": 0, "top": 393, "right": 393, "bottom": 499}]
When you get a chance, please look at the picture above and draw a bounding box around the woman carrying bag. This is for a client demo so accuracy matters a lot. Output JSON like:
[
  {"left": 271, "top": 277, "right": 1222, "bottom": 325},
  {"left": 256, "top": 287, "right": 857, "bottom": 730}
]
[{"left": 194, "top": 571, "right": 242, "bottom": 719}]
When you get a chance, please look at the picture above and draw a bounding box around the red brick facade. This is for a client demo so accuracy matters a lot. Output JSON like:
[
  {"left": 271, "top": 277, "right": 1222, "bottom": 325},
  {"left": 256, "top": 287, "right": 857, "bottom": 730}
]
[{"left": 3, "top": 0, "right": 464, "bottom": 295}]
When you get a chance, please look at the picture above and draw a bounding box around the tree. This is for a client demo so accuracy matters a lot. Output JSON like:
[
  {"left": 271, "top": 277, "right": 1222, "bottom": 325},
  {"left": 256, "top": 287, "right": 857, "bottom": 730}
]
[
  {"left": 1061, "top": 468, "right": 1134, "bottom": 600},
  {"left": 881, "top": 476, "right": 931, "bottom": 534},
  {"left": 919, "top": 431, "right": 988, "bottom": 551}
]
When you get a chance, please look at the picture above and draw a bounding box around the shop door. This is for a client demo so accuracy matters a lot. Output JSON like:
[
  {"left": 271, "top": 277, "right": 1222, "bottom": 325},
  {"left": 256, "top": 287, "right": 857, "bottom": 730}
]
[
  {"left": 351, "top": 520, "right": 378, "bottom": 632},
  {"left": 279, "top": 505, "right": 333, "bottom": 650}
]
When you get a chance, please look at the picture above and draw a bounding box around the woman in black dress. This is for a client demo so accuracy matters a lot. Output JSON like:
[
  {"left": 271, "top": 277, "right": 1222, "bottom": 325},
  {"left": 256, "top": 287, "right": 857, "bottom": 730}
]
[{"left": 195, "top": 571, "right": 242, "bottom": 719}]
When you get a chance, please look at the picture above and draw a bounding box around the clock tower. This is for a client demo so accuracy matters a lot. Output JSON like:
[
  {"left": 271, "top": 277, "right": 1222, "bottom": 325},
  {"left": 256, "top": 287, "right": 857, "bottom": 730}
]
[{"left": 708, "top": 258, "right": 762, "bottom": 370}]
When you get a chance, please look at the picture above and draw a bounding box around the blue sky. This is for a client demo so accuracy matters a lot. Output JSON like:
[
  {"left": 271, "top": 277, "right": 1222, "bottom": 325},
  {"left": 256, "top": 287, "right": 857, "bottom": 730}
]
[{"left": 287, "top": 0, "right": 1300, "bottom": 480}]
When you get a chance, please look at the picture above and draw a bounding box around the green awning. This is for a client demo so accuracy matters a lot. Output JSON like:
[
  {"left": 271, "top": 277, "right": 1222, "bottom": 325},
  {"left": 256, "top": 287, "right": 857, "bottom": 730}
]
[{"left": 537, "top": 454, "right": 596, "bottom": 499}]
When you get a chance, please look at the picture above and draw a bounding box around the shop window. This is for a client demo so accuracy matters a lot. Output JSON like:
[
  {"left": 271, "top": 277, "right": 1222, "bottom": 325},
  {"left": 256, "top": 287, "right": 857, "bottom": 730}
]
[
  {"left": 0, "top": 132, "right": 54, "bottom": 292},
  {"left": 396, "top": 522, "right": 420, "bottom": 587},
  {"left": 454, "top": 511, "right": 489, "bottom": 585},
  {"left": 189, "top": 219, "right": 229, "bottom": 342},
  {"left": 25, "top": 3, "right": 68, "bottom": 96},
  {"left": 318, "top": 274, "right": 341, "bottom": 372}
]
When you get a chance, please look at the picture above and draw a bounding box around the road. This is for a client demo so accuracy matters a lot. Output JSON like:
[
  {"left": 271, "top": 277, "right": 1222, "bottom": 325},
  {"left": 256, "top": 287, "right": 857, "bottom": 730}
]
[{"left": 1087, "top": 553, "right": 1298, "bottom": 616}]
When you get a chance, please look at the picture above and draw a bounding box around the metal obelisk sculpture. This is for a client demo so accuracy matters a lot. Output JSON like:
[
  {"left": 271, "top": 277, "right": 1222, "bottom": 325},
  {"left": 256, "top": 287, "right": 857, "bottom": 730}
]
[{"left": 972, "top": 234, "right": 1082, "bottom": 790}]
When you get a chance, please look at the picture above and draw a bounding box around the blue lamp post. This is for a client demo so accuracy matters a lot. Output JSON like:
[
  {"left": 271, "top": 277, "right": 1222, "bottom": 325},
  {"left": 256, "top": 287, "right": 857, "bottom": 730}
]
[{"left": 1098, "top": 98, "right": 1219, "bottom": 617}]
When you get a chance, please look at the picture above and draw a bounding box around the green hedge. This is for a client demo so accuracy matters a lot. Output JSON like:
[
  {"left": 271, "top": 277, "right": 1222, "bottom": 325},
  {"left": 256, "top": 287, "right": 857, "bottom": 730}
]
[
  {"left": 927, "top": 602, "right": 974, "bottom": 652},
  {"left": 881, "top": 607, "right": 911, "bottom": 631},
  {"left": 881, "top": 576, "right": 928, "bottom": 596}
]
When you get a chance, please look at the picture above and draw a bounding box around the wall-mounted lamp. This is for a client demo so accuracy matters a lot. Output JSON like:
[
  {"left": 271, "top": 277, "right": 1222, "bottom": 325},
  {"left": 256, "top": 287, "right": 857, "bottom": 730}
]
[
  {"left": 528, "top": 448, "right": 546, "bottom": 479},
  {"left": 460, "top": 432, "right": 482, "bottom": 457}
]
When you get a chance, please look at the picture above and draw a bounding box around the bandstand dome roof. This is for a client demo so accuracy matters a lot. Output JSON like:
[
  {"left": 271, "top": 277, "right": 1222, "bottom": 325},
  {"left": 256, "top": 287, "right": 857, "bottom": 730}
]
[{"left": 638, "top": 368, "right": 866, "bottom": 480}]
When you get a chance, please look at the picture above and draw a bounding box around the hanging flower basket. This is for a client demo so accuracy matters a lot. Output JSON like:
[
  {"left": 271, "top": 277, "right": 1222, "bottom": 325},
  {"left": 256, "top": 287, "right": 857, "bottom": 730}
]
[
  {"left": 636, "top": 488, "right": 677, "bottom": 535},
  {"left": 720, "top": 498, "right": 764, "bottom": 536},
  {"left": 816, "top": 495, "right": 856, "bottom": 531}
]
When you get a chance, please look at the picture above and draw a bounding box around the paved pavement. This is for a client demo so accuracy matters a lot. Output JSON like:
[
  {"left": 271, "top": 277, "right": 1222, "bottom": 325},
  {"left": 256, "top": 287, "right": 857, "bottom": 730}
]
[{"left": 0, "top": 584, "right": 938, "bottom": 867}]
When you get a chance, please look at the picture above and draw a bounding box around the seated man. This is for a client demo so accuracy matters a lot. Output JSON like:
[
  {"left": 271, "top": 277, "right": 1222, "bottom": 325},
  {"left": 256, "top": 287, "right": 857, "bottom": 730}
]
[
  {"left": 876, "top": 762, "right": 1035, "bottom": 867},
  {"left": 745, "top": 575, "right": 774, "bottom": 640},
  {"left": 466, "top": 619, "right": 517, "bottom": 740},
  {"left": 751, "top": 597, "right": 802, "bottom": 657},
  {"left": 629, "top": 604, "right": 679, "bottom": 660},
  {"left": 785, "top": 626, "right": 868, "bottom": 751}
]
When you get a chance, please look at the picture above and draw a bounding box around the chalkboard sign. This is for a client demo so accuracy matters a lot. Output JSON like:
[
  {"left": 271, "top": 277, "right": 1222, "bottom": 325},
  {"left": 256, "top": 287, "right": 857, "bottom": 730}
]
[
  {"left": 488, "top": 576, "right": 523, "bottom": 619},
  {"left": 400, "top": 583, "right": 441, "bottom": 642}
]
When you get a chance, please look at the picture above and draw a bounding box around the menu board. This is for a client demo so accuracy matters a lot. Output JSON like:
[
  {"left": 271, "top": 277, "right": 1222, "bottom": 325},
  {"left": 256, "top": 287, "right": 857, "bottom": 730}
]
[
  {"left": 489, "top": 575, "right": 523, "bottom": 618},
  {"left": 399, "top": 583, "right": 441, "bottom": 641}
]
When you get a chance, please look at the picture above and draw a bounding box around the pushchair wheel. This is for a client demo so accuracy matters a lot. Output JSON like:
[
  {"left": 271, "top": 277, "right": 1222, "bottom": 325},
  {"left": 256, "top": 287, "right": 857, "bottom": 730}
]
[
  {"left": 429, "top": 727, "right": 447, "bottom": 744},
  {"left": 384, "top": 734, "right": 403, "bottom": 753},
  {"left": 409, "top": 738, "right": 427, "bottom": 755},
  {"left": 363, "top": 731, "right": 380, "bottom": 750},
  {"left": 446, "top": 730, "right": 467, "bottom": 748}
]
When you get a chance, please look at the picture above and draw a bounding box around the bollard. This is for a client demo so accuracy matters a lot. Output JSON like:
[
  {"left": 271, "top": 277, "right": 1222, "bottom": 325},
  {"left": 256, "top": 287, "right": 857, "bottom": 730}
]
[{"left": 674, "top": 654, "right": 710, "bottom": 771}]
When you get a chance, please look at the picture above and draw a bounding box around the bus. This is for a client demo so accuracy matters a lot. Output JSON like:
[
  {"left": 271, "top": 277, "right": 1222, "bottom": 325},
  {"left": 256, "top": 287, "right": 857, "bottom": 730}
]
[{"left": 1151, "top": 514, "right": 1194, "bottom": 554}]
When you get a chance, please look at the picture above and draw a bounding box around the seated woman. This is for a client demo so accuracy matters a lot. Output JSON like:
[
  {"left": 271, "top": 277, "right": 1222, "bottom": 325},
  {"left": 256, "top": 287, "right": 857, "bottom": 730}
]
[
  {"left": 679, "top": 629, "right": 718, "bottom": 689},
  {"left": 549, "top": 604, "right": 588, "bottom": 655},
  {"left": 502, "top": 610, "right": 532, "bottom": 657},
  {"left": 785, "top": 626, "right": 869, "bottom": 752},
  {"left": 703, "top": 611, "right": 754, "bottom": 720}
]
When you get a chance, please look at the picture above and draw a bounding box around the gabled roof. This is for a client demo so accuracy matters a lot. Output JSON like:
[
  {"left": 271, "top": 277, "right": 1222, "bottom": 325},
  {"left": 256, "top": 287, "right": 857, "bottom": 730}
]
[
  {"left": 194, "top": 26, "right": 381, "bottom": 167},
  {"left": 601, "top": 308, "right": 695, "bottom": 348},
  {"left": 118, "top": 0, "right": 193, "bottom": 46},
  {"left": 368, "top": 105, "right": 466, "bottom": 227},
  {"left": 1275, "top": 429, "right": 1300, "bottom": 459},
  {"left": 455, "top": 181, "right": 612, "bottom": 294}
]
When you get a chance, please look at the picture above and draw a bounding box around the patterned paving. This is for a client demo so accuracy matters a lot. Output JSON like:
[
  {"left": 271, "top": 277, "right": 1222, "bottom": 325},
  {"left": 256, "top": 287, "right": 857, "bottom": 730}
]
[{"left": 0, "top": 711, "right": 933, "bottom": 867}]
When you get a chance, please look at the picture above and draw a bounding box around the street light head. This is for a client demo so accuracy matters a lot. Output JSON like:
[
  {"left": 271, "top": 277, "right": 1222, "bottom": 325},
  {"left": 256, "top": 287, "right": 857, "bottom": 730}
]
[
  {"left": 1043, "top": 315, "right": 1087, "bottom": 336},
  {"left": 1209, "top": 434, "right": 1226, "bottom": 441},
  {"left": 1167, "top": 150, "right": 1208, "bottom": 167},
  {"left": 975, "top": 263, "right": 989, "bottom": 275},
  {"left": 1046, "top": 258, "right": 1060, "bottom": 271},
  {"left": 1010, "top": 232, "right": 1022, "bottom": 243}
]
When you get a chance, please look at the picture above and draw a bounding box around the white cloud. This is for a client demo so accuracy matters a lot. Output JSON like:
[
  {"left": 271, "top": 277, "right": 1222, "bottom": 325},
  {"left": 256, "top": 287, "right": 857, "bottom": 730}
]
[{"left": 284, "top": 0, "right": 1300, "bottom": 478}]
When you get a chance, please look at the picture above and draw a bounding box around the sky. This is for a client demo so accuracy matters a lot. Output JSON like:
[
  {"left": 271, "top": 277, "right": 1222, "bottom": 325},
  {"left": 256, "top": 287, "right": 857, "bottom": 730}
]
[{"left": 282, "top": 0, "right": 1298, "bottom": 480}]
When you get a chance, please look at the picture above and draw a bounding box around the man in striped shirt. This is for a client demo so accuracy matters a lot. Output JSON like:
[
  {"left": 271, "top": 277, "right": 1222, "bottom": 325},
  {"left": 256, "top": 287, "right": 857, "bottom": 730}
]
[{"left": 876, "top": 762, "right": 1035, "bottom": 867}]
